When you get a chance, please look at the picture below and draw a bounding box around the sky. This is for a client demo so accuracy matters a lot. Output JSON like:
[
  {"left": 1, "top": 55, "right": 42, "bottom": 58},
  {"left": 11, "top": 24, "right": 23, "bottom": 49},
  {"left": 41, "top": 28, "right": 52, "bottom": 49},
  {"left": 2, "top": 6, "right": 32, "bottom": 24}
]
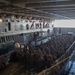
[{"left": 53, "top": 20, "right": 75, "bottom": 28}]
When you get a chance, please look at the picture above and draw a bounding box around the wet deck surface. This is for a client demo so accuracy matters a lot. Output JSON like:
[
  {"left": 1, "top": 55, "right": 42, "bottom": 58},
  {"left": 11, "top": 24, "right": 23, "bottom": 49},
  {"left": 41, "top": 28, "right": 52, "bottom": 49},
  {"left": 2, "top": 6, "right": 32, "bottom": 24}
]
[{"left": 0, "top": 62, "right": 37, "bottom": 75}]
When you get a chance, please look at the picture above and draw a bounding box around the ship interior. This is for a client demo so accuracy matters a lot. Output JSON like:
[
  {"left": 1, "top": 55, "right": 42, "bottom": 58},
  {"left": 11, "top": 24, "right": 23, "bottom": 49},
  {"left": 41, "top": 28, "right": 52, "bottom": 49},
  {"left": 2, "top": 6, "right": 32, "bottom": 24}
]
[{"left": 0, "top": 0, "right": 75, "bottom": 75}]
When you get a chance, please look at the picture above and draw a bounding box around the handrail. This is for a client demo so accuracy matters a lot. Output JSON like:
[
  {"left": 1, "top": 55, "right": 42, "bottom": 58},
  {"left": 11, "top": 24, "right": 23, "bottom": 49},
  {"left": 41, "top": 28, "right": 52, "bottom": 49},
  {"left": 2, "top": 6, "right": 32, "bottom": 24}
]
[
  {"left": 38, "top": 56, "right": 69, "bottom": 75},
  {"left": 55, "top": 41, "right": 75, "bottom": 63},
  {"left": 47, "top": 57, "right": 69, "bottom": 71},
  {"left": 38, "top": 41, "right": 75, "bottom": 75}
]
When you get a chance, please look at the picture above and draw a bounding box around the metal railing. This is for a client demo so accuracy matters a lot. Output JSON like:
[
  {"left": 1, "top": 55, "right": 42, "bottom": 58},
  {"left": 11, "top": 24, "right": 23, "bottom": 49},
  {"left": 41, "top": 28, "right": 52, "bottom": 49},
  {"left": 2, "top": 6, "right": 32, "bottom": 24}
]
[
  {"left": 38, "top": 41, "right": 75, "bottom": 75},
  {"left": 55, "top": 41, "right": 75, "bottom": 63}
]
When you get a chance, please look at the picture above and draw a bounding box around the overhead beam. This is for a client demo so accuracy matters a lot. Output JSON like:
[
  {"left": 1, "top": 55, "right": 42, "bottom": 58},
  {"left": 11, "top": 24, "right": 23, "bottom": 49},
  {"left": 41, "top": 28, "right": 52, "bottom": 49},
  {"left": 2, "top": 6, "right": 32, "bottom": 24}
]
[
  {"left": 53, "top": 13, "right": 75, "bottom": 18},
  {"left": 42, "top": 10, "right": 75, "bottom": 13},
  {"left": 22, "top": 0, "right": 56, "bottom": 3},
  {"left": 41, "top": 8, "right": 75, "bottom": 11},
  {"left": 0, "top": 10, "right": 52, "bottom": 19},
  {"left": 26, "top": 1, "right": 75, "bottom": 8},
  {"left": 44, "top": 12, "right": 75, "bottom": 17},
  {"left": 0, "top": 3, "right": 54, "bottom": 19},
  {"left": 11, "top": 3, "right": 72, "bottom": 19},
  {"left": 3, "top": 7, "right": 75, "bottom": 12},
  {"left": 35, "top": 6, "right": 75, "bottom": 9},
  {"left": 35, "top": 6, "right": 75, "bottom": 10},
  {"left": 7, "top": 4, "right": 53, "bottom": 18},
  {"left": 11, "top": 10, "right": 52, "bottom": 18},
  {"left": 34, "top": 5, "right": 75, "bottom": 8},
  {"left": 13, "top": 0, "right": 70, "bottom": 4},
  {"left": 9, "top": 4, "right": 67, "bottom": 19},
  {"left": 0, "top": 0, "right": 72, "bottom": 19}
]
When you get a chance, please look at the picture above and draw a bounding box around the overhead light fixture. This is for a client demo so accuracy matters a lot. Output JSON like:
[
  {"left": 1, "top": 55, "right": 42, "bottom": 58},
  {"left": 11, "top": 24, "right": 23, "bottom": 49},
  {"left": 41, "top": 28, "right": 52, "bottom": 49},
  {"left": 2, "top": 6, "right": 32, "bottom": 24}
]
[{"left": 0, "top": 19, "right": 2, "bottom": 22}]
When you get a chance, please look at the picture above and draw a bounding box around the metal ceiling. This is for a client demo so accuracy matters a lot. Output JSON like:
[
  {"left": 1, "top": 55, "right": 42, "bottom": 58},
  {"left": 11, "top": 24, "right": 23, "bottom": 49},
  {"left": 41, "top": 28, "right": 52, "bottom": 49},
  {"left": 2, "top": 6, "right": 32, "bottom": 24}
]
[{"left": 0, "top": 0, "right": 74, "bottom": 20}]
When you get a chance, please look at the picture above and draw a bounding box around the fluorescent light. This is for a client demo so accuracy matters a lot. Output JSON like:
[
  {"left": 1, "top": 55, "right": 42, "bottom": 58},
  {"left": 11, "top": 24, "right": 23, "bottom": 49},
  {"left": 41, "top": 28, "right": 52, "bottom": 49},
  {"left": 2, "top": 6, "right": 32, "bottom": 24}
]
[{"left": 0, "top": 19, "right": 2, "bottom": 22}]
